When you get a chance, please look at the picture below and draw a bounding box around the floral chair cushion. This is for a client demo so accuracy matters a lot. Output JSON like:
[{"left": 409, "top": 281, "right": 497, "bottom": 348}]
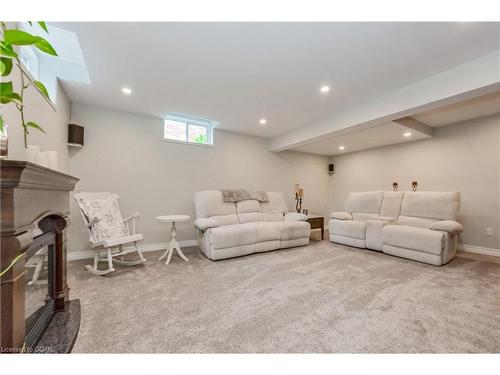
[{"left": 80, "top": 197, "right": 129, "bottom": 243}]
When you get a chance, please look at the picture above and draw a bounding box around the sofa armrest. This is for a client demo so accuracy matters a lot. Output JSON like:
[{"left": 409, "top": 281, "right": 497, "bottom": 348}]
[
  {"left": 284, "top": 212, "right": 308, "bottom": 221},
  {"left": 431, "top": 220, "right": 464, "bottom": 234},
  {"left": 330, "top": 211, "right": 353, "bottom": 220},
  {"left": 194, "top": 218, "right": 219, "bottom": 231}
]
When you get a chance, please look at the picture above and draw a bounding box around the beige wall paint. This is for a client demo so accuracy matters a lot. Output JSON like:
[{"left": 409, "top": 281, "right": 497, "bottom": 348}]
[
  {"left": 2, "top": 63, "right": 71, "bottom": 173},
  {"left": 68, "top": 103, "right": 330, "bottom": 254},
  {"left": 328, "top": 114, "right": 500, "bottom": 249}
]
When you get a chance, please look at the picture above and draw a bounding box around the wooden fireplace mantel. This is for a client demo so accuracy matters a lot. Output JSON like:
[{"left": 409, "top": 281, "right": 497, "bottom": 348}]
[{"left": 0, "top": 160, "right": 79, "bottom": 353}]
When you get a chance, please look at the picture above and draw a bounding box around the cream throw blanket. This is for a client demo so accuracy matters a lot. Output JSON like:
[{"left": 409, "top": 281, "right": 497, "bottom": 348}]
[{"left": 220, "top": 189, "right": 269, "bottom": 203}]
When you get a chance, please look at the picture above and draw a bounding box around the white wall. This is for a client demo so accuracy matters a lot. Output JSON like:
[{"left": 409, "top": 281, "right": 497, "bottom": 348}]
[
  {"left": 2, "top": 63, "right": 71, "bottom": 172},
  {"left": 328, "top": 114, "right": 500, "bottom": 249},
  {"left": 68, "top": 103, "right": 330, "bottom": 254}
]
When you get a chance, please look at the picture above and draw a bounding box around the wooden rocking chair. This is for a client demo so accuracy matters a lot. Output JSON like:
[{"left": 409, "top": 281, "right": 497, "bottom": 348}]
[{"left": 74, "top": 192, "right": 146, "bottom": 276}]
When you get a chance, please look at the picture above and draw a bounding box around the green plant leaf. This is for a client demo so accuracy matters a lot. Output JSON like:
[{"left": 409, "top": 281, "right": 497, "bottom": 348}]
[
  {"left": 38, "top": 22, "right": 48, "bottom": 33},
  {"left": 0, "top": 81, "right": 21, "bottom": 104},
  {"left": 3, "top": 29, "right": 40, "bottom": 45},
  {"left": 0, "top": 81, "right": 13, "bottom": 94},
  {"left": 33, "top": 80, "right": 50, "bottom": 100},
  {"left": 0, "top": 57, "right": 13, "bottom": 76},
  {"left": 0, "top": 92, "right": 21, "bottom": 104},
  {"left": 0, "top": 43, "right": 18, "bottom": 58},
  {"left": 27, "top": 121, "right": 46, "bottom": 134},
  {"left": 34, "top": 37, "right": 57, "bottom": 56}
]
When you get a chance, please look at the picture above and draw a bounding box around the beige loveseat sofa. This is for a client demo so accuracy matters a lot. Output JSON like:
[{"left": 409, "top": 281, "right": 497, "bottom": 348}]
[
  {"left": 329, "top": 191, "right": 463, "bottom": 266},
  {"left": 194, "top": 191, "right": 311, "bottom": 260}
]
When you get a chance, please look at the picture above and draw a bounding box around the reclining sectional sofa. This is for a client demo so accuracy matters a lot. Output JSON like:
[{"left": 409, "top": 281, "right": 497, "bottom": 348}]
[
  {"left": 329, "top": 191, "right": 463, "bottom": 266},
  {"left": 194, "top": 191, "right": 311, "bottom": 260}
]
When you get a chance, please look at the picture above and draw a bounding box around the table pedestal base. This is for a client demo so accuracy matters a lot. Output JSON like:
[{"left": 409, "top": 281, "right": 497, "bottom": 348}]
[
  {"left": 159, "top": 239, "right": 189, "bottom": 265},
  {"left": 158, "top": 221, "right": 189, "bottom": 265}
]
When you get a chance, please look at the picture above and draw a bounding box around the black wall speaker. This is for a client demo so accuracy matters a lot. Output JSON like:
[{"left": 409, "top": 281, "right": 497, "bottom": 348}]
[
  {"left": 328, "top": 163, "right": 335, "bottom": 175},
  {"left": 68, "top": 123, "right": 84, "bottom": 146}
]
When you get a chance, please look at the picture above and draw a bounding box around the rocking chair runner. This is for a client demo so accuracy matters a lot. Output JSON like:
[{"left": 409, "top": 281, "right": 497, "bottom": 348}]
[{"left": 74, "top": 192, "right": 146, "bottom": 275}]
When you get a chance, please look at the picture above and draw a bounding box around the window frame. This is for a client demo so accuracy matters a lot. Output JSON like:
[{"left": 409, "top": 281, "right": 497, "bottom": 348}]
[
  {"left": 163, "top": 113, "right": 216, "bottom": 147},
  {"left": 20, "top": 46, "right": 39, "bottom": 80},
  {"left": 18, "top": 45, "right": 57, "bottom": 110}
]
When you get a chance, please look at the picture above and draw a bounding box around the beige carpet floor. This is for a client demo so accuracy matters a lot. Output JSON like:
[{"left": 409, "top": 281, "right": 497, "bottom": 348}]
[{"left": 68, "top": 238, "right": 500, "bottom": 353}]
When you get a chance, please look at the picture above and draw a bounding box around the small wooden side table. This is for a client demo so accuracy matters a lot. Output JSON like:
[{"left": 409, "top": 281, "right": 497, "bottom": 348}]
[
  {"left": 156, "top": 215, "right": 191, "bottom": 265},
  {"left": 307, "top": 215, "right": 325, "bottom": 240}
]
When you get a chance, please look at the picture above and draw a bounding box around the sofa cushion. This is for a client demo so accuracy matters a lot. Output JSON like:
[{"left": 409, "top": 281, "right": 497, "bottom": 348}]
[
  {"left": 397, "top": 215, "right": 437, "bottom": 229},
  {"left": 263, "top": 213, "right": 284, "bottom": 222},
  {"left": 236, "top": 199, "right": 260, "bottom": 213},
  {"left": 331, "top": 211, "right": 353, "bottom": 220},
  {"left": 400, "top": 192, "right": 460, "bottom": 221},
  {"left": 382, "top": 225, "right": 445, "bottom": 255},
  {"left": 279, "top": 221, "right": 310, "bottom": 241},
  {"left": 238, "top": 212, "right": 264, "bottom": 223},
  {"left": 380, "top": 191, "right": 404, "bottom": 218},
  {"left": 209, "top": 223, "right": 257, "bottom": 249},
  {"left": 208, "top": 214, "right": 239, "bottom": 227},
  {"left": 345, "top": 191, "right": 383, "bottom": 214},
  {"left": 352, "top": 212, "right": 381, "bottom": 221},
  {"left": 331, "top": 219, "right": 366, "bottom": 240},
  {"left": 255, "top": 222, "right": 281, "bottom": 242}
]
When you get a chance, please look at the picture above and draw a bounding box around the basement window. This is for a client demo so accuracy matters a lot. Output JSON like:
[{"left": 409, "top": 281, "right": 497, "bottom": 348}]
[
  {"left": 163, "top": 112, "right": 216, "bottom": 146},
  {"left": 19, "top": 47, "right": 39, "bottom": 80}
]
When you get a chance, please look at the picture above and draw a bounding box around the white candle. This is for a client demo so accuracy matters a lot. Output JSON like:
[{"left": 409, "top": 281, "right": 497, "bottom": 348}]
[
  {"left": 35, "top": 151, "right": 49, "bottom": 167},
  {"left": 46, "top": 150, "right": 59, "bottom": 170},
  {"left": 27, "top": 145, "right": 40, "bottom": 163}
]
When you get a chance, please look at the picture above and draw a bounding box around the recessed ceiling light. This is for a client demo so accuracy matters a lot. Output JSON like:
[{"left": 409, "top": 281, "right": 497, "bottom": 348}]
[
  {"left": 404, "top": 132, "right": 412, "bottom": 137},
  {"left": 121, "top": 87, "right": 132, "bottom": 95},
  {"left": 339, "top": 145, "right": 345, "bottom": 151},
  {"left": 320, "top": 85, "right": 330, "bottom": 94},
  {"left": 259, "top": 118, "right": 267, "bottom": 125}
]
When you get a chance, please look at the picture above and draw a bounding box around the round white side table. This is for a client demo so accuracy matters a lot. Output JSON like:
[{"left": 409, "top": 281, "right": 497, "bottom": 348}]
[{"left": 156, "top": 215, "right": 191, "bottom": 266}]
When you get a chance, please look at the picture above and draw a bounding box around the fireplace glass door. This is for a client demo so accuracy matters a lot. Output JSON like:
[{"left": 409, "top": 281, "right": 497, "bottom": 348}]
[{"left": 24, "top": 232, "right": 56, "bottom": 350}]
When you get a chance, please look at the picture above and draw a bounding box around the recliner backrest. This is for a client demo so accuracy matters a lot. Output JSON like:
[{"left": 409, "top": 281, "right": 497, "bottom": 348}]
[
  {"left": 236, "top": 199, "right": 263, "bottom": 223},
  {"left": 345, "top": 191, "right": 383, "bottom": 214},
  {"left": 194, "top": 191, "right": 239, "bottom": 226},
  {"left": 345, "top": 191, "right": 404, "bottom": 221},
  {"left": 398, "top": 192, "right": 461, "bottom": 228},
  {"left": 195, "top": 190, "right": 288, "bottom": 226},
  {"left": 380, "top": 191, "right": 404, "bottom": 219}
]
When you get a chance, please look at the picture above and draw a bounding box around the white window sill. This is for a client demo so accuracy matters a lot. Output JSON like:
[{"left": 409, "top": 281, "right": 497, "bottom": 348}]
[{"left": 160, "top": 138, "right": 215, "bottom": 148}]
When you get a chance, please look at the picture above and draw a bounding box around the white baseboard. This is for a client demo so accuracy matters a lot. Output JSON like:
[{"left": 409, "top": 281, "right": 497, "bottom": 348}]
[
  {"left": 458, "top": 243, "right": 500, "bottom": 257},
  {"left": 68, "top": 240, "right": 198, "bottom": 261},
  {"left": 68, "top": 240, "right": 500, "bottom": 261}
]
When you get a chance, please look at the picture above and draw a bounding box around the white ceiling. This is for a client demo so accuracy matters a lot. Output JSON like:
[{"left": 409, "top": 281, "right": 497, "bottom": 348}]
[{"left": 53, "top": 22, "right": 500, "bottom": 138}]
